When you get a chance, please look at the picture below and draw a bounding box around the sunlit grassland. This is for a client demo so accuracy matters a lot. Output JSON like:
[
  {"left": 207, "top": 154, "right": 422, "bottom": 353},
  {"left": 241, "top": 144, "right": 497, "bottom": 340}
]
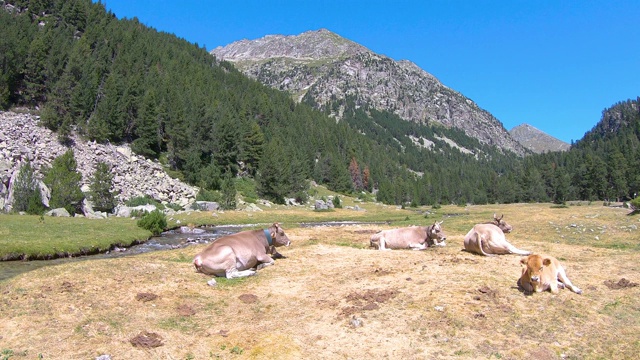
[
  {"left": 0, "top": 202, "right": 638, "bottom": 359},
  {"left": 2, "top": 200, "right": 637, "bottom": 260},
  {"left": 0, "top": 215, "right": 151, "bottom": 260}
]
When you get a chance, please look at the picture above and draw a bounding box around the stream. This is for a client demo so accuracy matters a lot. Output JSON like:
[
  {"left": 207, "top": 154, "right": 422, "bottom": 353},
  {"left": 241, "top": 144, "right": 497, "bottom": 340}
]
[{"left": 0, "top": 221, "right": 385, "bottom": 282}]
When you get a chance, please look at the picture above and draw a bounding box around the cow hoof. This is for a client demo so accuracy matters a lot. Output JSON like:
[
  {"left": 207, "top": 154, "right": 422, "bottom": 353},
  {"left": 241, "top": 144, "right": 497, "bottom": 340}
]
[{"left": 207, "top": 279, "right": 218, "bottom": 287}]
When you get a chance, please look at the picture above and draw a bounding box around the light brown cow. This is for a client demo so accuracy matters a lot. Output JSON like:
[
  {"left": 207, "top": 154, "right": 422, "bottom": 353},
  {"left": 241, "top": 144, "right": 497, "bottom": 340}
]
[
  {"left": 486, "top": 213, "right": 513, "bottom": 233},
  {"left": 463, "top": 223, "right": 530, "bottom": 256},
  {"left": 193, "top": 223, "right": 290, "bottom": 286},
  {"left": 518, "top": 254, "right": 582, "bottom": 295},
  {"left": 370, "top": 221, "right": 447, "bottom": 250}
]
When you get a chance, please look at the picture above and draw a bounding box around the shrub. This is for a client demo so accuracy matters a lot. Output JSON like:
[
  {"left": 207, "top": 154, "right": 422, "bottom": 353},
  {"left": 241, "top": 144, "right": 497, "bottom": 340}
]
[
  {"left": 235, "top": 178, "right": 258, "bottom": 199},
  {"left": 165, "top": 203, "right": 183, "bottom": 211},
  {"left": 196, "top": 189, "right": 222, "bottom": 202},
  {"left": 137, "top": 210, "right": 167, "bottom": 235},
  {"left": 333, "top": 196, "right": 342, "bottom": 208},
  {"left": 11, "top": 161, "right": 46, "bottom": 215},
  {"left": 126, "top": 195, "right": 165, "bottom": 210},
  {"left": 630, "top": 196, "right": 640, "bottom": 213}
]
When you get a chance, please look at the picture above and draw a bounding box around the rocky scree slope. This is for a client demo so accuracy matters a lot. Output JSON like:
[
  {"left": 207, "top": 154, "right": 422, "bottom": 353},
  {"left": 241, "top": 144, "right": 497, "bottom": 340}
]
[
  {"left": 509, "top": 123, "right": 570, "bottom": 154},
  {"left": 0, "top": 111, "right": 197, "bottom": 212},
  {"left": 211, "top": 29, "right": 527, "bottom": 156}
]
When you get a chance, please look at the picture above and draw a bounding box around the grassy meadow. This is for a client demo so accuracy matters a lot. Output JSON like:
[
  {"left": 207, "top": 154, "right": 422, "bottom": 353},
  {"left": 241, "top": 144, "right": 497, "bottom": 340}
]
[{"left": 0, "top": 201, "right": 639, "bottom": 359}]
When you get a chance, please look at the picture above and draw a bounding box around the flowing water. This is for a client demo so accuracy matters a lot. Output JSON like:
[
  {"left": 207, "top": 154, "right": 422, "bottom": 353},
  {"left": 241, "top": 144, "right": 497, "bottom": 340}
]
[{"left": 0, "top": 221, "right": 386, "bottom": 282}]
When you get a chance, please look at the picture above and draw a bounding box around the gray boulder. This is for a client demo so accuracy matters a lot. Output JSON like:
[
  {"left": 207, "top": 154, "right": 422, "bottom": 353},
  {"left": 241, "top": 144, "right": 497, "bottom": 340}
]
[{"left": 46, "top": 208, "right": 71, "bottom": 217}]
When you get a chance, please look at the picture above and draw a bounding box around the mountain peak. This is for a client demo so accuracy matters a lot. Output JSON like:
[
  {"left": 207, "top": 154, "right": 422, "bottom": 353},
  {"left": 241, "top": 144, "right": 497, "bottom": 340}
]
[
  {"left": 211, "top": 28, "right": 369, "bottom": 62},
  {"left": 509, "top": 123, "right": 570, "bottom": 153}
]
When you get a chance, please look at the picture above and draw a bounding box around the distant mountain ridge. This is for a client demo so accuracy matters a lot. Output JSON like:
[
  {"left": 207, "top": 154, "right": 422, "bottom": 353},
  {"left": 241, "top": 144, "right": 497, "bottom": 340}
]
[
  {"left": 509, "top": 124, "right": 570, "bottom": 153},
  {"left": 211, "top": 29, "right": 527, "bottom": 156}
]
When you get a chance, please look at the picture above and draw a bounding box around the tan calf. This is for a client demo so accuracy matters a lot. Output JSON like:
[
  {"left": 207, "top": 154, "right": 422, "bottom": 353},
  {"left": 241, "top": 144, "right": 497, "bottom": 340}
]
[{"left": 518, "top": 254, "right": 582, "bottom": 295}]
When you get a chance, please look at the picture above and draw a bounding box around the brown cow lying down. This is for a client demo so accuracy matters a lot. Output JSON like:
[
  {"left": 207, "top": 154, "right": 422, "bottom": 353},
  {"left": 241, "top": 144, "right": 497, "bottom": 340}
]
[
  {"left": 487, "top": 213, "right": 512, "bottom": 233},
  {"left": 193, "top": 223, "right": 290, "bottom": 286},
  {"left": 463, "top": 223, "right": 530, "bottom": 256},
  {"left": 370, "top": 221, "right": 447, "bottom": 250},
  {"left": 518, "top": 254, "right": 582, "bottom": 295}
]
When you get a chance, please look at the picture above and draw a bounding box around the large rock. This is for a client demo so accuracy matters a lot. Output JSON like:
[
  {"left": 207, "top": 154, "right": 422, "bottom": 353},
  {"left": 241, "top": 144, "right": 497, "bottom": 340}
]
[{"left": 46, "top": 208, "right": 71, "bottom": 217}]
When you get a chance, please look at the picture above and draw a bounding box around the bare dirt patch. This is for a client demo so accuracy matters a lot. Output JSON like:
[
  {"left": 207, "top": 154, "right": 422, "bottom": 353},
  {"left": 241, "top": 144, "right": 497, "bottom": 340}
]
[
  {"left": 238, "top": 293, "right": 259, "bottom": 304},
  {"left": 604, "top": 278, "right": 638, "bottom": 289},
  {"left": 340, "top": 288, "right": 400, "bottom": 318},
  {"left": 135, "top": 292, "right": 159, "bottom": 302},
  {"left": 176, "top": 304, "right": 196, "bottom": 316},
  {"left": 129, "top": 331, "right": 163, "bottom": 348}
]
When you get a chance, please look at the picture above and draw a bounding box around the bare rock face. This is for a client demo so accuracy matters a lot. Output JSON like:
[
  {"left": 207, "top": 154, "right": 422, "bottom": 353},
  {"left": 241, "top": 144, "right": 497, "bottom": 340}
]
[
  {"left": 0, "top": 111, "right": 198, "bottom": 212},
  {"left": 509, "top": 124, "right": 570, "bottom": 154},
  {"left": 212, "top": 29, "right": 527, "bottom": 156}
]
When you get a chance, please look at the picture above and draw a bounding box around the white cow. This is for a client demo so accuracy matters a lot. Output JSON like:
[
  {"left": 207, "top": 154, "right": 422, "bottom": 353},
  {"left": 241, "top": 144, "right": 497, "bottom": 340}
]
[
  {"left": 463, "top": 223, "right": 530, "bottom": 256},
  {"left": 370, "top": 221, "right": 447, "bottom": 250}
]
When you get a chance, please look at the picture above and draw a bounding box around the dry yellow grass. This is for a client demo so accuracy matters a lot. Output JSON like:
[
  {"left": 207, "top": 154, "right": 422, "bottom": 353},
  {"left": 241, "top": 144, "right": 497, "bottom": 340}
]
[{"left": 1, "top": 203, "right": 639, "bottom": 359}]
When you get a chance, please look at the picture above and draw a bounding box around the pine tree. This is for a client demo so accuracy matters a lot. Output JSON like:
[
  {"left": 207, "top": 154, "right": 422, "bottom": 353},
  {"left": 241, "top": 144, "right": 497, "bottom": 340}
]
[
  {"left": 348, "top": 157, "right": 363, "bottom": 191},
  {"left": 43, "top": 149, "right": 84, "bottom": 214},
  {"left": 257, "top": 138, "right": 286, "bottom": 203},
  {"left": 89, "top": 161, "right": 116, "bottom": 212},
  {"left": 220, "top": 173, "right": 237, "bottom": 210},
  {"left": 362, "top": 165, "right": 371, "bottom": 191},
  {"left": 239, "top": 121, "right": 264, "bottom": 177},
  {"left": 11, "top": 161, "right": 46, "bottom": 215}
]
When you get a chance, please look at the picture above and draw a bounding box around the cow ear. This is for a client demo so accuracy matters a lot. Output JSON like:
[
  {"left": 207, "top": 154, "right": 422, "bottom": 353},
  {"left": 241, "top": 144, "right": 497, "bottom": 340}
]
[
  {"left": 543, "top": 258, "right": 552, "bottom": 266},
  {"left": 493, "top": 213, "right": 498, "bottom": 220},
  {"left": 273, "top": 222, "right": 280, "bottom": 230},
  {"left": 520, "top": 258, "right": 527, "bottom": 265}
]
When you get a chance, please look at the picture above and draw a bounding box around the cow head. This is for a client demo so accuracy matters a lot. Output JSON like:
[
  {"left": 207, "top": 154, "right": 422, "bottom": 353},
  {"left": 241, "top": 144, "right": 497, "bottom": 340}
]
[
  {"left": 520, "top": 254, "right": 551, "bottom": 289},
  {"left": 268, "top": 222, "right": 291, "bottom": 247},
  {"left": 428, "top": 221, "right": 447, "bottom": 245},
  {"left": 492, "top": 213, "right": 513, "bottom": 233}
]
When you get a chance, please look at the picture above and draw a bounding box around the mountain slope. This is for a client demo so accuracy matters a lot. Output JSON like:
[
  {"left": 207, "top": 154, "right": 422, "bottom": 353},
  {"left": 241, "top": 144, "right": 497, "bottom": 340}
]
[
  {"left": 509, "top": 124, "right": 570, "bottom": 153},
  {"left": 211, "top": 29, "right": 527, "bottom": 156}
]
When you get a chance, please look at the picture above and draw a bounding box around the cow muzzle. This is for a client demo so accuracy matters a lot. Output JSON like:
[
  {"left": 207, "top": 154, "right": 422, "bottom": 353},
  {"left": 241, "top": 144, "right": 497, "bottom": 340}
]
[{"left": 530, "top": 276, "right": 540, "bottom": 282}]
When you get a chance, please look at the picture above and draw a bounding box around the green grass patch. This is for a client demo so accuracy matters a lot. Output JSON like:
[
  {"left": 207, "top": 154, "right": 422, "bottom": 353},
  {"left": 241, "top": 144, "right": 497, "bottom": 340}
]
[
  {"left": 335, "top": 241, "right": 367, "bottom": 249},
  {"left": 0, "top": 214, "right": 151, "bottom": 260},
  {"left": 158, "top": 316, "right": 200, "bottom": 334}
]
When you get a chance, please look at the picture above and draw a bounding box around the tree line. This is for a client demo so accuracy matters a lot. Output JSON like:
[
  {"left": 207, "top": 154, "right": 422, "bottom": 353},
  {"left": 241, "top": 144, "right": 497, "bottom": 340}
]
[{"left": 2, "top": 0, "right": 638, "bottom": 208}]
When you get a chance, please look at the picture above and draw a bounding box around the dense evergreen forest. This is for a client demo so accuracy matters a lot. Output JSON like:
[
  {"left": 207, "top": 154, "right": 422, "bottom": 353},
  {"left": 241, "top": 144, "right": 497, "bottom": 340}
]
[{"left": 1, "top": 0, "right": 638, "bottom": 205}]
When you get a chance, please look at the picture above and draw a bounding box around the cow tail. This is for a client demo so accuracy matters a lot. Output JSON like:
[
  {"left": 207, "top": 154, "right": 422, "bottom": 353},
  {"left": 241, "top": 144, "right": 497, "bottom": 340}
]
[{"left": 478, "top": 234, "right": 492, "bottom": 256}]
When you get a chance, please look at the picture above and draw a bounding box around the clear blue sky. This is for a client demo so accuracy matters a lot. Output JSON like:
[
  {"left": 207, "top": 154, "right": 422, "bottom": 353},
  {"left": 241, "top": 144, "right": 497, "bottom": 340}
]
[{"left": 99, "top": 0, "right": 640, "bottom": 143}]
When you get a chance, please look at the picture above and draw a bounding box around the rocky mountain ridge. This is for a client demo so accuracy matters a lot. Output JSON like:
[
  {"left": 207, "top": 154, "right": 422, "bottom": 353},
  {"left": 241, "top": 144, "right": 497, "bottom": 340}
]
[
  {"left": 0, "top": 111, "right": 198, "bottom": 212},
  {"left": 509, "top": 124, "right": 570, "bottom": 153},
  {"left": 211, "top": 29, "right": 527, "bottom": 156}
]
